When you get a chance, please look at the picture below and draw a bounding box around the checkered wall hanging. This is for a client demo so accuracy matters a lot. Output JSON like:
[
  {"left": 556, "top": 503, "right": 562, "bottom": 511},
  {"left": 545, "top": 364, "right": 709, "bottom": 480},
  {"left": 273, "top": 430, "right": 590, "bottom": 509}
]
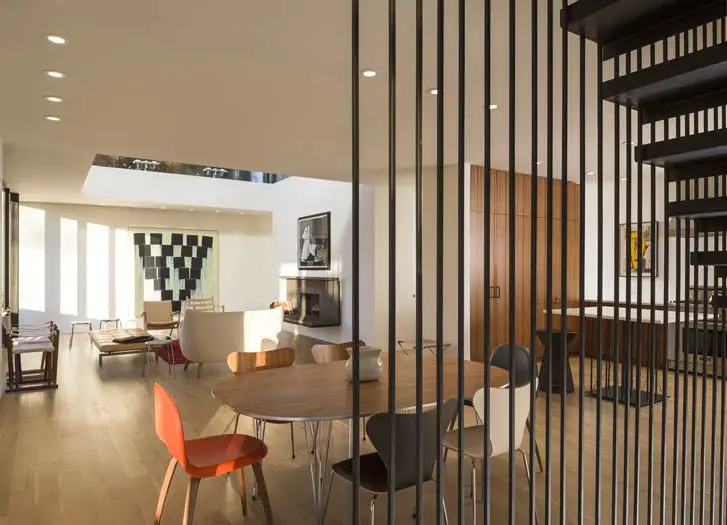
[{"left": 130, "top": 228, "right": 218, "bottom": 314}]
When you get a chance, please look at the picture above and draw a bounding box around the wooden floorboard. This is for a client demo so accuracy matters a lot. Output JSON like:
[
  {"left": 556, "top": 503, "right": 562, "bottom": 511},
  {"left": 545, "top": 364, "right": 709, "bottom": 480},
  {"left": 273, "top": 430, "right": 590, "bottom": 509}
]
[{"left": 0, "top": 334, "right": 725, "bottom": 523}]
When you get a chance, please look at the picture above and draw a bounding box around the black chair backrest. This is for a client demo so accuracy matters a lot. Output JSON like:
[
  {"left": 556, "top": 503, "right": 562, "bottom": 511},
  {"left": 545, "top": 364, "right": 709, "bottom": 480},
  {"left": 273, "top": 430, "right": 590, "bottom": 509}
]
[
  {"left": 366, "top": 400, "right": 457, "bottom": 491},
  {"left": 490, "top": 343, "right": 533, "bottom": 388}
]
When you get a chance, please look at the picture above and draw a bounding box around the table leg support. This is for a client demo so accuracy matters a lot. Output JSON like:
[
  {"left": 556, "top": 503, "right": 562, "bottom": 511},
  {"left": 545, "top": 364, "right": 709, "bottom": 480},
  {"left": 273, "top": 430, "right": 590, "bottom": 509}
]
[{"left": 303, "top": 421, "right": 333, "bottom": 525}]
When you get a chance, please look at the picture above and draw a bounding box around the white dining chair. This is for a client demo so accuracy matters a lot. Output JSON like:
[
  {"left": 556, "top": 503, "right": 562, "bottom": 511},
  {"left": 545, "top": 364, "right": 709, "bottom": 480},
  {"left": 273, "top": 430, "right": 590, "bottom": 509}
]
[
  {"left": 180, "top": 310, "right": 244, "bottom": 377},
  {"left": 443, "top": 380, "right": 538, "bottom": 524}
]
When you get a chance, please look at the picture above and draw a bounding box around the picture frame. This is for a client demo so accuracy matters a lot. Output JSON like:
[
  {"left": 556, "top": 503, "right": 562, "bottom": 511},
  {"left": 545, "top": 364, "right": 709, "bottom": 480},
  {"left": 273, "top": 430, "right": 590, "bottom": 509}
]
[
  {"left": 298, "top": 212, "right": 331, "bottom": 270},
  {"left": 619, "top": 222, "right": 658, "bottom": 277}
]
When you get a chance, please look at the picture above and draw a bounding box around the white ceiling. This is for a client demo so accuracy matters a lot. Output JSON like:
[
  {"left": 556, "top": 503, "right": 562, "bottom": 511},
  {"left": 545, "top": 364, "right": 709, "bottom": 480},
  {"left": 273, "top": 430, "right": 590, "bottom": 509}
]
[{"left": 0, "top": 0, "right": 625, "bottom": 204}]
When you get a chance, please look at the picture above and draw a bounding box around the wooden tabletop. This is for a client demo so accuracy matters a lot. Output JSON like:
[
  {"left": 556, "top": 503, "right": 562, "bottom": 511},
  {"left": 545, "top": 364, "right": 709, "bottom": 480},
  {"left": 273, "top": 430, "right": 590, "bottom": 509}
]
[{"left": 212, "top": 355, "right": 509, "bottom": 422}]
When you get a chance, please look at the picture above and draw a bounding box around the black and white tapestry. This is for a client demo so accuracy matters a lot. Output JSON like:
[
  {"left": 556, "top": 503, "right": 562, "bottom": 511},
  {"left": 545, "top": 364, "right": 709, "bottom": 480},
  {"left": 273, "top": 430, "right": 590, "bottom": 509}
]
[{"left": 130, "top": 228, "right": 218, "bottom": 314}]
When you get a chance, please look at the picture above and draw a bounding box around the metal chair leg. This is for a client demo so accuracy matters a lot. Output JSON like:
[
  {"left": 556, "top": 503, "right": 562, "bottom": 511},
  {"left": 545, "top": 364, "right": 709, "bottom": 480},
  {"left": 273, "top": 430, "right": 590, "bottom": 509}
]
[
  {"left": 290, "top": 422, "right": 296, "bottom": 459},
  {"left": 69, "top": 325, "right": 75, "bottom": 350},
  {"left": 520, "top": 448, "right": 539, "bottom": 525},
  {"left": 322, "top": 472, "right": 336, "bottom": 523},
  {"left": 370, "top": 494, "right": 378, "bottom": 525},
  {"left": 443, "top": 411, "right": 459, "bottom": 463},
  {"left": 182, "top": 477, "right": 201, "bottom": 525},
  {"left": 471, "top": 459, "right": 477, "bottom": 519},
  {"left": 233, "top": 414, "right": 240, "bottom": 434},
  {"left": 526, "top": 418, "right": 544, "bottom": 473},
  {"left": 197, "top": 362, "right": 203, "bottom": 378},
  {"left": 442, "top": 497, "right": 449, "bottom": 525}
]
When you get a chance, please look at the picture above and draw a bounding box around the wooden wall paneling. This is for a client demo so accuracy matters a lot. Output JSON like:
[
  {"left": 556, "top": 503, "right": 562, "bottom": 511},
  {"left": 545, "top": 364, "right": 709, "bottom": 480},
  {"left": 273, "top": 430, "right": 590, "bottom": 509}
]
[
  {"left": 567, "top": 182, "right": 580, "bottom": 222},
  {"left": 470, "top": 166, "right": 484, "bottom": 213},
  {"left": 490, "top": 213, "right": 510, "bottom": 353},
  {"left": 490, "top": 171, "right": 509, "bottom": 215},
  {"left": 537, "top": 177, "right": 562, "bottom": 220},
  {"left": 515, "top": 215, "right": 533, "bottom": 347}
]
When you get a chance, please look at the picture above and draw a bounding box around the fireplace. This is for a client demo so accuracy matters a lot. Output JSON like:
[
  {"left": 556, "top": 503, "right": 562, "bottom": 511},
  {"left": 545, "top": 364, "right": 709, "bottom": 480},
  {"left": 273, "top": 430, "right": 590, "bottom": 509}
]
[{"left": 281, "top": 277, "right": 340, "bottom": 327}]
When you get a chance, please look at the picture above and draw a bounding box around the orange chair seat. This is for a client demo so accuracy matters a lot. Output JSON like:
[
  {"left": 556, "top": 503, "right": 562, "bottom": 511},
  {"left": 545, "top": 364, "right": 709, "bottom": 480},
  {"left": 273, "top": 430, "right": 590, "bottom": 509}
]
[{"left": 183, "top": 434, "right": 268, "bottom": 478}]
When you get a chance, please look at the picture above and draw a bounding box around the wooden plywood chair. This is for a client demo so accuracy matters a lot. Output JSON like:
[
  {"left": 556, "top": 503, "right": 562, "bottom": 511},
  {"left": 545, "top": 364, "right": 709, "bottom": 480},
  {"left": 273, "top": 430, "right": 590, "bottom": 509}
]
[
  {"left": 185, "top": 297, "right": 224, "bottom": 312},
  {"left": 227, "top": 348, "right": 298, "bottom": 459}
]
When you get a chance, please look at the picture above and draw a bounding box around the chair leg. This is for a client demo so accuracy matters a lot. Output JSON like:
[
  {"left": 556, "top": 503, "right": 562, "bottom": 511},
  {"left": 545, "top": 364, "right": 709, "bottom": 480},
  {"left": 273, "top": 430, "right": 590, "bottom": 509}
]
[
  {"left": 197, "top": 362, "right": 203, "bottom": 378},
  {"left": 526, "top": 419, "right": 544, "bottom": 473},
  {"left": 154, "top": 458, "right": 178, "bottom": 525},
  {"left": 362, "top": 416, "right": 367, "bottom": 441},
  {"left": 252, "top": 461, "right": 274, "bottom": 525},
  {"left": 519, "top": 448, "right": 539, "bottom": 525},
  {"left": 471, "top": 459, "right": 477, "bottom": 520},
  {"left": 233, "top": 414, "right": 240, "bottom": 434},
  {"left": 442, "top": 497, "right": 449, "bottom": 525},
  {"left": 348, "top": 419, "right": 353, "bottom": 458},
  {"left": 369, "top": 494, "right": 378, "bottom": 525},
  {"left": 182, "top": 477, "right": 201, "bottom": 525},
  {"left": 289, "top": 422, "right": 296, "bottom": 459},
  {"left": 69, "top": 326, "right": 75, "bottom": 350},
  {"left": 236, "top": 468, "right": 248, "bottom": 519}
]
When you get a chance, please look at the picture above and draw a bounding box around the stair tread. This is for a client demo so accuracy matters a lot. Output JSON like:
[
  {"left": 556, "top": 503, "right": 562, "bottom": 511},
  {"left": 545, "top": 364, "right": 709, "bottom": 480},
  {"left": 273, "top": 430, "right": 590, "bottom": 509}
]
[
  {"left": 636, "top": 129, "right": 727, "bottom": 167},
  {"left": 602, "top": 43, "right": 727, "bottom": 111},
  {"left": 668, "top": 197, "right": 727, "bottom": 219},
  {"left": 562, "top": 0, "right": 717, "bottom": 44},
  {"left": 691, "top": 251, "right": 727, "bottom": 266},
  {"left": 696, "top": 217, "right": 727, "bottom": 233}
]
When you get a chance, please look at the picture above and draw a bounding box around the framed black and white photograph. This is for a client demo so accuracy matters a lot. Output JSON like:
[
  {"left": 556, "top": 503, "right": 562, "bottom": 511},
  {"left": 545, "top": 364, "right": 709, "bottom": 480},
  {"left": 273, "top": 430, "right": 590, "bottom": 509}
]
[{"left": 298, "top": 212, "right": 330, "bottom": 270}]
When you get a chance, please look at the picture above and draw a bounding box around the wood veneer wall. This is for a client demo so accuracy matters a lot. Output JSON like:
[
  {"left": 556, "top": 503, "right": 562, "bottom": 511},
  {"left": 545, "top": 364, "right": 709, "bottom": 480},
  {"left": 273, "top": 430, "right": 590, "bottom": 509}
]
[{"left": 470, "top": 166, "right": 581, "bottom": 362}]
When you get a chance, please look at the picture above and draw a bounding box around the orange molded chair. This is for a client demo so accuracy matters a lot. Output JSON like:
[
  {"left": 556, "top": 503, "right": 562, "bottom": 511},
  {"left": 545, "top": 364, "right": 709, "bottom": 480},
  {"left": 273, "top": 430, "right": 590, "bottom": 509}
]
[{"left": 153, "top": 384, "right": 273, "bottom": 525}]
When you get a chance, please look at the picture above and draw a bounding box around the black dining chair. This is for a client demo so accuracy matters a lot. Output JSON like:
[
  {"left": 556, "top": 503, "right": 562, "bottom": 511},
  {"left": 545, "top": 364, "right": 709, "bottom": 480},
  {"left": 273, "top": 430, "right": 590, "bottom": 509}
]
[{"left": 324, "top": 400, "right": 457, "bottom": 525}]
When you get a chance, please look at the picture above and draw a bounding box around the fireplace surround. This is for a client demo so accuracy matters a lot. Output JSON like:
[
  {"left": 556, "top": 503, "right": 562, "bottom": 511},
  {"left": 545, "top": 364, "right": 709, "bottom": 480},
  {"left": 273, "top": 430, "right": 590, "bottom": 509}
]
[{"left": 280, "top": 277, "right": 340, "bottom": 328}]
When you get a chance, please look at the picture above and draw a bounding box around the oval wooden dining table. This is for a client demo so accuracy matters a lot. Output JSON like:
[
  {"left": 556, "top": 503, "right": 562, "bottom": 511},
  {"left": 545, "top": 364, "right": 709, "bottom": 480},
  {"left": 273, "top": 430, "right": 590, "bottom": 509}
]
[{"left": 212, "top": 354, "right": 509, "bottom": 524}]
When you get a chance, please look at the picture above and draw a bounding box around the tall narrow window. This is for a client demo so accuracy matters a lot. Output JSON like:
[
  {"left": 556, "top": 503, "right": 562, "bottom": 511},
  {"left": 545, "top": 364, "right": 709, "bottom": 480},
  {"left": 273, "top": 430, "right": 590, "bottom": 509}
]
[
  {"left": 86, "top": 222, "right": 109, "bottom": 319},
  {"left": 18, "top": 206, "right": 46, "bottom": 312},
  {"left": 60, "top": 218, "right": 78, "bottom": 315},
  {"left": 115, "top": 228, "right": 132, "bottom": 320}
]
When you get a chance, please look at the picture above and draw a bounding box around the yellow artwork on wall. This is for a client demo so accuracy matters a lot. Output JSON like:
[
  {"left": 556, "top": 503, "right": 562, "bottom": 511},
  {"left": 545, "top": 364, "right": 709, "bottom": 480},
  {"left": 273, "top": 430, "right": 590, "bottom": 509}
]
[{"left": 620, "top": 222, "right": 658, "bottom": 277}]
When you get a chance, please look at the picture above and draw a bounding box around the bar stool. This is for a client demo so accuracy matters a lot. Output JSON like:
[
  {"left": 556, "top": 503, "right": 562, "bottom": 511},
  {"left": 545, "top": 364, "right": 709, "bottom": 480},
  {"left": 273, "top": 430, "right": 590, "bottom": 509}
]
[
  {"left": 69, "top": 320, "right": 93, "bottom": 350},
  {"left": 536, "top": 329, "right": 577, "bottom": 394},
  {"left": 99, "top": 318, "right": 121, "bottom": 330}
]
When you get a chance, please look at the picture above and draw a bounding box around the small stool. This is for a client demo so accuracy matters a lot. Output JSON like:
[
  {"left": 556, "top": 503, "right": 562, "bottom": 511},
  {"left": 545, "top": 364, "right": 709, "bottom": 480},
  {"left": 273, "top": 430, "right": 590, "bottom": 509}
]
[
  {"left": 99, "top": 318, "right": 121, "bottom": 330},
  {"left": 536, "top": 329, "right": 577, "bottom": 394},
  {"left": 69, "top": 320, "right": 93, "bottom": 350}
]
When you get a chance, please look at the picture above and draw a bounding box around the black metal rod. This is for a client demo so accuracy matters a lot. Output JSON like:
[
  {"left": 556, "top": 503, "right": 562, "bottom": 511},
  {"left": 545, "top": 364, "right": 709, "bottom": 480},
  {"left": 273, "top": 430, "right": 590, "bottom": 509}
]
[
  {"left": 456, "top": 0, "right": 466, "bottom": 521},
  {"left": 350, "top": 0, "right": 361, "bottom": 522},
  {"left": 612, "top": 58, "right": 621, "bottom": 525},
  {"left": 699, "top": 183, "right": 708, "bottom": 525},
  {"left": 546, "top": 0, "right": 555, "bottom": 521},
  {"left": 508, "top": 0, "right": 517, "bottom": 522},
  {"left": 414, "top": 0, "right": 424, "bottom": 520},
  {"left": 623, "top": 50, "right": 633, "bottom": 525},
  {"left": 482, "top": 0, "right": 493, "bottom": 520},
  {"left": 647, "top": 39, "right": 658, "bottom": 525},
  {"left": 2, "top": 188, "right": 9, "bottom": 312},
  {"left": 719, "top": 171, "right": 727, "bottom": 525},
  {"left": 633, "top": 92, "right": 644, "bottom": 525},
  {"left": 435, "top": 0, "right": 444, "bottom": 520},
  {"left": 577, "top": 32, "right": 586, "bottom": 525},
  {"left": 386, "top": 0, "right": 397, "bottom": 520},
  {"left": 674, "top": 172, "right": 684, "bottom": 525},
  {"left": 595, "top": 41, "right": 604, "bottom": 525},
  {"left": 529, "top": 0, "right": 539, "bottom": 522},
  {"left": 559, "top": 0, "right": 569, "bottom": 520},
  {"left": 660, "top": 127, "right": 671, "bottom": 525},
  {"left": 708, "top": 173, "right": 718, "bottom": 525},
  {"left": 689, "top": 172, "right": 698, "bottom": 525}
]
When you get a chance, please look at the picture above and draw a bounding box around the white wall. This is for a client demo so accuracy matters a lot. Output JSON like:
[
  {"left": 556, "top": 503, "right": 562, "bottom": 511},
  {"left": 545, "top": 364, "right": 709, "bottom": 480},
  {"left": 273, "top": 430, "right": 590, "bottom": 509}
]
[
  {"left": 372, "top": 165, "right": 469, "bottom": 358},
  {"left": 18, "top": 203, "right": 276, "bottom": 331},
  {"left": 583, "top": 171, "right": 708, "bottom": 305},
  {"left": 272, "top": 177, "right": 375, "bottom": 343}
]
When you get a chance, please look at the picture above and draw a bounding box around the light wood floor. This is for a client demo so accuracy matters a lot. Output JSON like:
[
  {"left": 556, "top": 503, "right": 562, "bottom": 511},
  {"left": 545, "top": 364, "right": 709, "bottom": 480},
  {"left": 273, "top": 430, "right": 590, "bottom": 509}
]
[{"left": 0, "top": 335, "right": 726, "bottom": 524}]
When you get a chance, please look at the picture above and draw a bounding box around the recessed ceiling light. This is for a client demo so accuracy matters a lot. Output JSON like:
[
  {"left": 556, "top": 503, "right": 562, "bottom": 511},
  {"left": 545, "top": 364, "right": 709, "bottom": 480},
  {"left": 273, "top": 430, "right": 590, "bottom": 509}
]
[
  {"left": 621, "top": 177, "right": 628, "bottom": 181},
  {"left": 429, "top": 88, "right": 444, "bottom": 95},
  {"left": 536, "top": 161, "right": 542, "bottom": 166},
  {"left": 622, "top": 141, "right": 635, "bottom": 146},
  {"left": 586, "top": 171, "right": 596, "bottom": 176},
  {"left": 44, "top": 95, "right": 63, "bottom": 103},
  {"left": 161, "top": 206, "right": 166, "bottom": 210},
  {"left": 489, "top": 104, "right": 499, "bottom": 110},
  {"left": 189, "top": 208, "right": 194, "bottom": 212},
  {"left": 215, "top": 210, "right": 220, "bottom": 213},
  {"left": 44, "top": 115, "right": 61, "bottom": 122},
  {"left": 45, "top": 35, "right": 67, "bottom": 45},
  {"left": 362, "top": 70, "right": 377, "bottom": 78},
  {"left": 45, "top": 70, "right": 65, "bottom": 79},
  {"left": 239, "top": 212, "right": 246, "bottom": 215}
]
